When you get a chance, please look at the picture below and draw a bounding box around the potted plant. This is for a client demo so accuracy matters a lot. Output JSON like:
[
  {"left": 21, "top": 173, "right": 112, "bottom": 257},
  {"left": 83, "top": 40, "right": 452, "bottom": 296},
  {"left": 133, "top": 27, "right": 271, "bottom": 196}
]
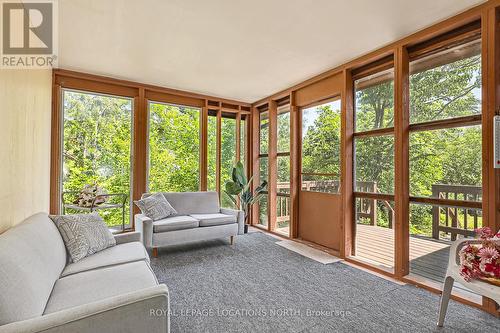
[{"left": 224, "top": 161, "right": 267, "bottom": 233}]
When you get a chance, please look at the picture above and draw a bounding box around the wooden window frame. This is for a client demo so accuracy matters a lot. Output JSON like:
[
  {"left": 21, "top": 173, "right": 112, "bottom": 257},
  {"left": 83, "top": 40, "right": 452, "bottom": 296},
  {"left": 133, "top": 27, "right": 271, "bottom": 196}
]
[
  {"left": 51, "top": 70, "right": 251, "bottom": 231},
  {"left": 58, "top": 88, "right": 136, "bottom": 229},
  {"left": 351, "top": 65, "right": 397, "bottom": 272},
  {"left": 275, "top": 104, "right": 292, "bottom": 236},
  {"left": 406, "top": 34, "right": 483, "bottom": 209},
  {"left": 253, "top": 105, "right": 270, "bottom": 229},
  {"left": 251, "top": 1, "right": 500, "bottom": 314},
  {"left": 49, "top": 0, "right": 500, "bottom": 314}
]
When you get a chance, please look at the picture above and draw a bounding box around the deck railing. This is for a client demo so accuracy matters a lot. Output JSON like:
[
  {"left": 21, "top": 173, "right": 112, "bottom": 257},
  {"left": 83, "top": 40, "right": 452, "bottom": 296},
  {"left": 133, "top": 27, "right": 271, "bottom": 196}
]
[
  {"left": 276, "top": 183, "right": 290, "bottom": 223},
  {"left": 431, "top": 184, "right": 481, "bottom": 240},
  {"left": 276, "top": 180, "right": 389, "bottom": 225},
  {"left": 355, "top": 182, "right": 395, "bottom": 228},
  {"left": 274, "top": 181, "right": 482, "bottom": 241}
]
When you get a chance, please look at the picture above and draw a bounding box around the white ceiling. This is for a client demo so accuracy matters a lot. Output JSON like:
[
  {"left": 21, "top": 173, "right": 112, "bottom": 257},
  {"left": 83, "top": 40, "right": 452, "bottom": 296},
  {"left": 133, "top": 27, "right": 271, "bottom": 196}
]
[{"left": 58, "top": 0, "right": 485, "bottom": 103}]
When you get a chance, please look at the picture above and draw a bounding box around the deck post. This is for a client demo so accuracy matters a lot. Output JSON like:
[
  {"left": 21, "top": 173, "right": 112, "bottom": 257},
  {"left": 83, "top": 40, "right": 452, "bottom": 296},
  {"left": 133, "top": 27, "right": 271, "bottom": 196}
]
[
  {"left": 431, "top": 186, "right": 440, "bottom": 240},
  {"left": 370, "top": 198, "right": 377, "bottom": 226}
]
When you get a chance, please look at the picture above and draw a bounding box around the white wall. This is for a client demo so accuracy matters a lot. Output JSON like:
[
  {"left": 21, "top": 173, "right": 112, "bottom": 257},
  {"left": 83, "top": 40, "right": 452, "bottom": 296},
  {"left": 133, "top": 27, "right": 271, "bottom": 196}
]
[{"left": 0, "top": 70, "right": 52, "bottom": 233}]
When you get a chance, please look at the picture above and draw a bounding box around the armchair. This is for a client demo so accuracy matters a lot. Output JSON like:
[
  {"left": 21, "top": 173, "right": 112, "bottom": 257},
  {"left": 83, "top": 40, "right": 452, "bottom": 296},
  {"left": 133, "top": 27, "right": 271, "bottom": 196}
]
[{"left": 437, "top": 238, "right": 500, "bottom": 326}]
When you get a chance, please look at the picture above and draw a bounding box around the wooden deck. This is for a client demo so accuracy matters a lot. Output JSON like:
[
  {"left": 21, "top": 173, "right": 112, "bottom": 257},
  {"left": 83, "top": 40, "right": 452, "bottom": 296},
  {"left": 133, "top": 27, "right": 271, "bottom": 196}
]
[
  {"left": 275, "top": 223, "right": 452, "bottom": 284},
  {"left": 355, "top": 224, "right": 450, "bottom": 283},
  {"left": 276, "top": 225, "right": 290, "bottom": 236}
]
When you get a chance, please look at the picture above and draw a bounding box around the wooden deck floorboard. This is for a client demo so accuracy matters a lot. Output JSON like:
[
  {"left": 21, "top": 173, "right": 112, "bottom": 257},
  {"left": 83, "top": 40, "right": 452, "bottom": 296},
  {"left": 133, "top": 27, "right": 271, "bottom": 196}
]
[{"left": 354, "top": 224, "right": 450, "bottom": 284}]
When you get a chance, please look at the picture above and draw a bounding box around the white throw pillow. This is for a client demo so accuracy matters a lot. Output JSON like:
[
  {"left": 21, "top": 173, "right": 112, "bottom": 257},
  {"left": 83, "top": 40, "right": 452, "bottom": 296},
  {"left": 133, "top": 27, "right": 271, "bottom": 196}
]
[
  {"left": 134, "top": 193, "right": 177, "bottom": 221},
  {"left": 50, "top": 212, "right": 116, "bottom": 263}
]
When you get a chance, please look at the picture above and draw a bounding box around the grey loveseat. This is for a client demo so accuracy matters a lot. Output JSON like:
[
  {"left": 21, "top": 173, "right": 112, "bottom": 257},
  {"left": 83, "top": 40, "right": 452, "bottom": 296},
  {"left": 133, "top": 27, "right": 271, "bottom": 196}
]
[
  {"left": 0, "top": 213, "right": 169, "bottom": 333},
  {"left": 135, "top": 191, "right": 244, "bottom": 256}
]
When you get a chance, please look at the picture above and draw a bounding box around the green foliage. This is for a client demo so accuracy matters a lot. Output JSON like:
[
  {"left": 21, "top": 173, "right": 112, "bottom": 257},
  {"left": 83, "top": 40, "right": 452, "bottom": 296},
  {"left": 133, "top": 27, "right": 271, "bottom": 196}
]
[
  {"left": 207, "top": 116, "right": 217, "bottom": 191},
  {"left": 409, "top": 56, "right": 481, "bottom": 123},
  {"left": 62, "top": 91, "right": 132, "bottom": 227},
  {"left": 224, "top": 161, "right": 268, "bottom": 222},
  {"left": 220, "top": 118, "right": 237, "bottom": 208},
  {"left": 301, "top": 53, "right": 482, "bottom": 234},
  {"left": 149, "top": 103, "right": 200, "bottom": 192},
  {"left": 406, "top": 55, "right": 482, "bottom": 232},
  {"left": 62, "top": 52, "right": 482, "bottom": 237},
  {"left": 356, "top": 81, "right": 394, "bottom": 131},
  {"left": 277, "top": 111, "right": 291, "bottom": 183},
  {"left": 302, "top": 104, "right": 341, "bottom": 176}
]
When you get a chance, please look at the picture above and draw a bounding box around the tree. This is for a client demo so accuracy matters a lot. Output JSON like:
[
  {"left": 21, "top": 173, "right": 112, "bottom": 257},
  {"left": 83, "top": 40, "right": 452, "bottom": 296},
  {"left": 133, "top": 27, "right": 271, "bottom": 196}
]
[
  {"left": 299, "top": 53, "right": 482, "bottom": 234},
  {"left": 220, "top": 117, "right": 237, "bottom": 208},
  {"left": 148, "top": 103, "right": 200, "bottom": 193},
  {"left": 302, "top": 104, "right": 341, "bottom": 177},
  {"left": 63, "top": 91, "right": 133, "bottom": 227}
]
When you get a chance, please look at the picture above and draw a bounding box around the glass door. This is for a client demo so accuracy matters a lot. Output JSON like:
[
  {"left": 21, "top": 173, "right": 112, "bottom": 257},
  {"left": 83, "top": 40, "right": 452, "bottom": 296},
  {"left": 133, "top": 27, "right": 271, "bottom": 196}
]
[{"left": 298, "top": 98, "right": 342, "bottom": 248}]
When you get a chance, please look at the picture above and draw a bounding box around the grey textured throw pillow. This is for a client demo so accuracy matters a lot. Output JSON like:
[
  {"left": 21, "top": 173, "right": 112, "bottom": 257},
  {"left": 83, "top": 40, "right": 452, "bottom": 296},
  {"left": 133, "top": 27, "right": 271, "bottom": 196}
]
[
  {"left": 50, "top": 213, "right": 116, "bottom": 263},
  {"left": 134, "top": 193, "right": 177, "bottom": 221}
]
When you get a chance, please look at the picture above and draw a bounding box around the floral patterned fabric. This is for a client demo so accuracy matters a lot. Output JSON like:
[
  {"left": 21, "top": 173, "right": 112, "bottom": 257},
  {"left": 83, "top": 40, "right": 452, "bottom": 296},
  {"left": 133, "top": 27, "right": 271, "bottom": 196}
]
[{"left": 459, "top": 227, "right": 500, "bottom": 282}]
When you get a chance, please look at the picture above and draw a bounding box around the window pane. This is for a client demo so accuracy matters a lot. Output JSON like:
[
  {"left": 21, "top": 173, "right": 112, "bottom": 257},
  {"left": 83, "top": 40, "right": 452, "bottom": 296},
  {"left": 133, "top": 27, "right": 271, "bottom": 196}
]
[
  {"left": 409, "top": 126, "right": 482, "bottom": 200},
  {"left": 354, "top": 69, "right": 394, "bottom": 132},
  {"left": 354, "top": 197, "right": 395, "bottom": 271},
  {"left": 221, "top": 117, "right": 236, "bottom": 208},
  {"left": 148, "top": 102, "right": 200, "bottom": 192},
  {"left": 277, "top": 107, "right": 290, "bottom": 153},
  {"left": 277, "top": 156, "right": 290, "bottom": 185},
  {"left": 301, "top": 100, "right": 341, "bottom": 175},
  {"left": 62, "top": 90, "right": 132, "bottom": 228},
  {"left": 258, "top": 195, "right": 268, "bottom": 227},
  {"left": 276, "top": 195, "right": 290, "bottom": 236},
  {"left": 409, "top": 203, "right": 482, "bottom": 292},
  {"left": 258, "top": 154, "right": 269, "bottom": 227},
  {"left": 207, "top": 115, "right": 217, "bottom": 191},
  {"left": 260, "top": 111, "right": 269, "bottom": 154},
  {"left": 301, "top": 175, "right": 340, "bottom": 194},
  {"left": 409, "top": 41, "right": 481, "bottom": 124},
  {"left": 259, "top": 156, "right": 268, "bottom": 183},
  {"left": 240, "top": 118, "right": 246, "bottom": 169},
  {"left": 354, "top": 135, "right": 394, "bottom": 194}
]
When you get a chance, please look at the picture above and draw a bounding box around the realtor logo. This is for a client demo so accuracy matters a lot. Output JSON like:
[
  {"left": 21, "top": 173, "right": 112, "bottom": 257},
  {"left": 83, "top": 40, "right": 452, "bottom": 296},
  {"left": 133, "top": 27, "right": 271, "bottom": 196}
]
[{"left": 1, "top": 0, "right": 58, "bottom": 68}]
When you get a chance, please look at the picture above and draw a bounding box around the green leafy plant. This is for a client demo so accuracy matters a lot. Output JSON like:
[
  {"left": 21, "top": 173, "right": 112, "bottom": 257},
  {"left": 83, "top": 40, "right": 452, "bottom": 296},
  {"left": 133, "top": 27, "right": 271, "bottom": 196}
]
[{"left": 224, "top": 161, "right": 267, "bottom": 223}]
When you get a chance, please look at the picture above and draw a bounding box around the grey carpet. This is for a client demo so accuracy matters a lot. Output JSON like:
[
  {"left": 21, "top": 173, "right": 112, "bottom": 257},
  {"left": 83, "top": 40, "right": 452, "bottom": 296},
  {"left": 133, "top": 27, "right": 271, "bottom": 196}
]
[{"left": 150, "top": 232, "right": 499, "bottom": 333}]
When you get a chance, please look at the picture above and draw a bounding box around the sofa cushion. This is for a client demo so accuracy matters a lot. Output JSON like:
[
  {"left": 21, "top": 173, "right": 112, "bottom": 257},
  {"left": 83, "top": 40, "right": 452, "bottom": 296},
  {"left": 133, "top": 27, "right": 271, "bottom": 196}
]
[
  {"left": 134, "top": 192, "right": 177, "bottom": 221},
  {"left": 61, "top": 242, "right": 149, "bottom": 277},
  {"left": 153, "top": 215, "right": 199, "bottom": 233},
  {"left": 0, "top": 213, "right": 67, "bottom": 325},
  {"left": 143, "top": 191, "right": 220, "bottom": 215},
  {"left": 190, "top": 213, "right": 237, "bottom": 227},
  {"left": 44, "top": 261, "right": 158, "bottom": 314},
  {"left": 50, "top": 213, "right": 116, "bottom": 262}
]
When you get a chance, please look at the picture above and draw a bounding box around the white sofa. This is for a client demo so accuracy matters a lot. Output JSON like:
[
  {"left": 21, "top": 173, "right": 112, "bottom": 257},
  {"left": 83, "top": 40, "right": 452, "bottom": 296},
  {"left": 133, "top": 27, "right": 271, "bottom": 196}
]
[
  {"left": 0, "top": 213, "right": 169, "bottom": 333},
  {"left": 135, "top": 191, "right": 244, "bottom": 256}
]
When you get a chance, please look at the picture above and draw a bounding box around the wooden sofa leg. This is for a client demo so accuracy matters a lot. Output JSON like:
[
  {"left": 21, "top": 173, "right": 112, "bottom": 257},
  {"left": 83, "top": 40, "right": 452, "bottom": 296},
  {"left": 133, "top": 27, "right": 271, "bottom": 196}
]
[
  {"left": 230, "top": 236, "right": 235, "bottom": 245},
  {"left": 152, "top": 248, "right": 158, "bottom": 258}
]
